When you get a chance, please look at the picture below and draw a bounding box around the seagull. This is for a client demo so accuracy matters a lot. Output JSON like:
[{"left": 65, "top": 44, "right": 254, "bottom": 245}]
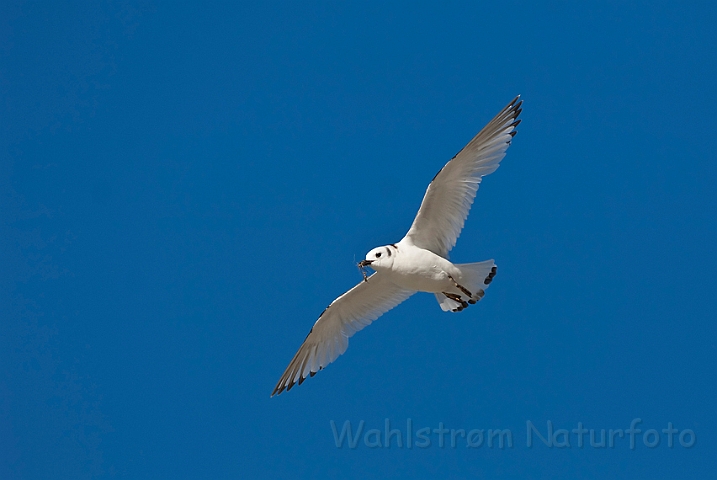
[{"left": 272, "top": 96, "right": 522, "bottom": 396}]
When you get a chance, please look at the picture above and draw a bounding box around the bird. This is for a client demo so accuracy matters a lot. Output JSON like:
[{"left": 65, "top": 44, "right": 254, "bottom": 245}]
[{"left": 272, "top": 96, "right": 522, "bottom": 396}]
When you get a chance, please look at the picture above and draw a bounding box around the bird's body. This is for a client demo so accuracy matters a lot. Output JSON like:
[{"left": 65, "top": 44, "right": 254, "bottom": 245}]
[
  {"left": 361, "top": 240, "right": 496, "bottom": 311},
  {"left": 272, "top": 96, "right": 522, "bottom": 396},
  {"left": 371, "top": 242, "right": 457, "bottom": 291},
  {"left": 365, "top": 241, "right": 489, "bottom": 300},
  {"left": 392, "top": 246, "right": 456, "bottom": 291}
]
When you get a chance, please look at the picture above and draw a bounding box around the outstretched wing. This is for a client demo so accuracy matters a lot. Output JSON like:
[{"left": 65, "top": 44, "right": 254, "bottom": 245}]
[
  {"left": 402, "top": 96, "right": 522, "bottom": 257},
  {"left": 272, "top": 273, "right": 415, "bottom": 396}
]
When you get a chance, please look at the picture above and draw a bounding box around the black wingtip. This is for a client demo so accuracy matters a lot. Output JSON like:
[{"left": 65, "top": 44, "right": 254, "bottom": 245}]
[{"left": 484, "top": 266, "right": 498, "bottom": 285}]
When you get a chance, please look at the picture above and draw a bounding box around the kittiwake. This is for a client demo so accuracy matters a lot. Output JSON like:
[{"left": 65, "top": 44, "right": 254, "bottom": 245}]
[{"left": 272, "top": 96, "right": 522, "bottom": 396}]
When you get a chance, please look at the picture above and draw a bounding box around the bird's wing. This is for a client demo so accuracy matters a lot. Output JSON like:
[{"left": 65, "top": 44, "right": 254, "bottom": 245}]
[
  {"left": 272, "top": 272, "right": 415, "bottom": 396},
  {"left": 402, "top": 96, "right": 522, "bottom": 257}
]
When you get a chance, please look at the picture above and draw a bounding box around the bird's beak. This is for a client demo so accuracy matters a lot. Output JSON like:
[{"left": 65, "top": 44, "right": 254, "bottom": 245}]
[{"left": 357, "top": 260, "right": 373, "bottom": 267}]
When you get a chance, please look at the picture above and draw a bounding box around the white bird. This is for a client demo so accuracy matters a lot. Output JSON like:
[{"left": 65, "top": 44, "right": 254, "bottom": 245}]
[{"left": 272, "top": 96, "right": 522, "bottom": 396}]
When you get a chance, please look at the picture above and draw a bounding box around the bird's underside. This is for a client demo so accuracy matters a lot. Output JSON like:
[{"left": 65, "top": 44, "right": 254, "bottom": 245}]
[{"left": 272, "top": 96, "right": 522, "bottom": 396}]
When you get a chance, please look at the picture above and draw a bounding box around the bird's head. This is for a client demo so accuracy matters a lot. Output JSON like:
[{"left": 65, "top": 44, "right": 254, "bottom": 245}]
[{"left": 358, "top": 245, "right": 395, "bottom": 271}]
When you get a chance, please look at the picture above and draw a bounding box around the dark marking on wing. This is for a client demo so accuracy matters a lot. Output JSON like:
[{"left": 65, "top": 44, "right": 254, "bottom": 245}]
[
  {"left": 443, "top": 292, "right": 462, "bottom": 302},
  {"left": 456, "top": 283, "right": 473, "bottom": 298},
  {"left": 303, "top": 305, "right": 330, "bottom": 341},
  {"left": 484, "top": 266, "right": 497, "bottom": 285},
  {"left": 443, "top": 292, "right": 469, "bottom": 312},
  {"left": 430, "top": 165, "right": 445, "bottom": 183}
]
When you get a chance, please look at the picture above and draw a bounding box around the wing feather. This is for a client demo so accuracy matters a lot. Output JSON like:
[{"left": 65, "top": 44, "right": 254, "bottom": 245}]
[
  {"left": 272, "top": 273, "right": 415, "bottom": 396},
  {"left": 403, "top": 96, "right": 522, "bottom": 257}
]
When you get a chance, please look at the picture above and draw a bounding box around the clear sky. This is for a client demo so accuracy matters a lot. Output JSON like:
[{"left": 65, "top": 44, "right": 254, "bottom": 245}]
[{"left": 2, "top": 1, "right": 715, "bottom": 478}]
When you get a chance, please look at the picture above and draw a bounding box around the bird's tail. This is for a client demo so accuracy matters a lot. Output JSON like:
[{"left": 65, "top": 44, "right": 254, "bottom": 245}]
[{"left": 434, "top": 260, "right": 497, "bottom": 312}]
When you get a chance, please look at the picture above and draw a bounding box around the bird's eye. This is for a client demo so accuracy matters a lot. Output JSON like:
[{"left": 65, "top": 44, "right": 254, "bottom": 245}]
[{"left": 375, "top": 252, "right": 382, "bottom": 258}]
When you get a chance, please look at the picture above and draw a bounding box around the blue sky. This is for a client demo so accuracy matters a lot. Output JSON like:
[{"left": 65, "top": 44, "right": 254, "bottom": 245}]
[{"left": 1, "top": 1, "right": 715, "bottom": 478}]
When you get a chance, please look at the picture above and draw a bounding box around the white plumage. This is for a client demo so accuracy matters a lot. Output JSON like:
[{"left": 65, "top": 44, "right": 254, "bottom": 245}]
[{"left": 272, "top": 96, "right": 522, "bottom": 396}]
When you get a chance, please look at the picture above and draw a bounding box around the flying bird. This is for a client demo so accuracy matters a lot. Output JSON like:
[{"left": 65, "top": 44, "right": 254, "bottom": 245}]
[{"left": 272, "top": 96, "right": 522, "bottom": 396}]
